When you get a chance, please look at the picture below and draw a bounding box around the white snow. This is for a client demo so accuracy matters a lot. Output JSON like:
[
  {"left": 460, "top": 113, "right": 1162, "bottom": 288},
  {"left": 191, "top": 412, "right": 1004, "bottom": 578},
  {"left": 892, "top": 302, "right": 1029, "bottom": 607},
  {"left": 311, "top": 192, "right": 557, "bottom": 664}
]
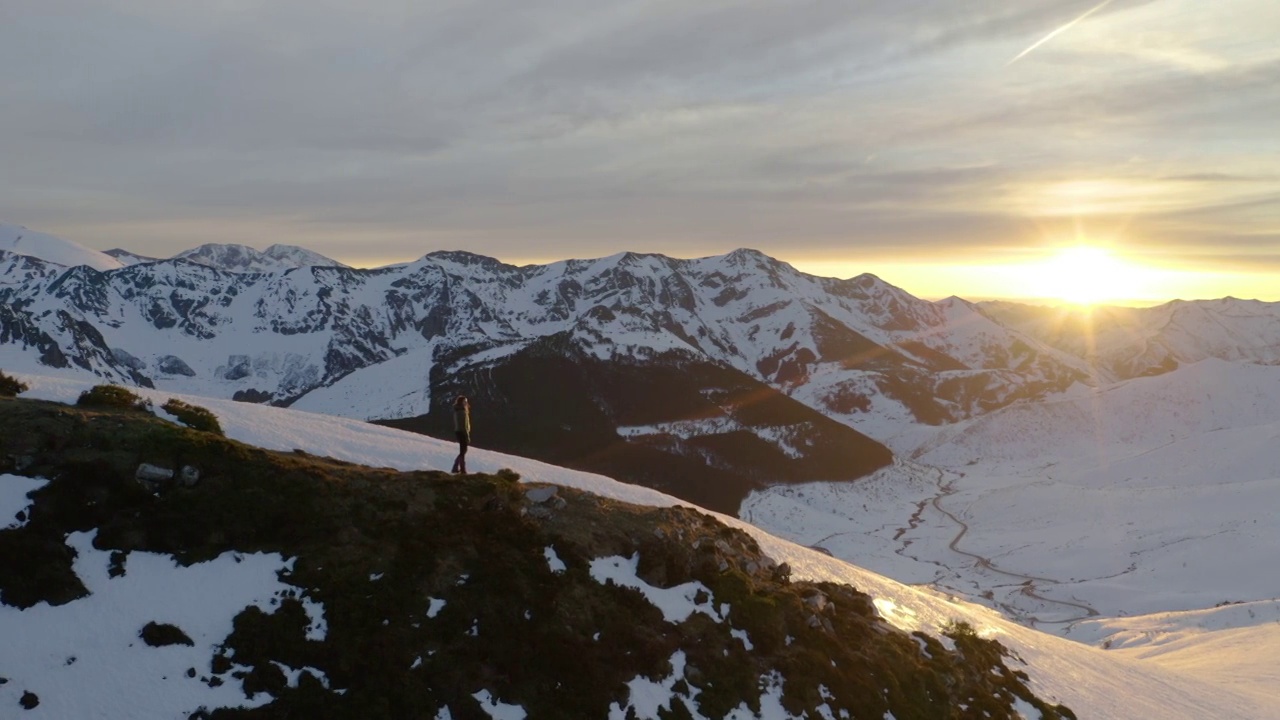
[
  {"left": 1, "top": 474, "right": 47, "bottom": 529},
  {"left": 427, "top": 598, "right": 447, "bottom": 619},
  {"left": 544, "top": 547, "right": 567, "bottom": 574},
  {"left": 590, "top": 555, "right": 723, "bottom": 624},
  {"left": 289, "top": 346, "right": 438, "bottom": 421},
  {"left": 472, "top": 689, "right": 526, "bottom": 720},
  {"left": 747, "top": 359, "right": 1280, "bottom": 627},
  {"left": 270, "top": 662, "right": 331, "bottom": 690},
  {"left": 0, "top": 531, "right": 325, "bottom": 719},
  {"left": 608, "top": 651, "right": 697, "bottom": 720},
  {"left": 0, "top": 223, "right": 123, "bottom": 271},
  {"left": 1012, "top": 697, "right": 1042, "bottom": 719}
]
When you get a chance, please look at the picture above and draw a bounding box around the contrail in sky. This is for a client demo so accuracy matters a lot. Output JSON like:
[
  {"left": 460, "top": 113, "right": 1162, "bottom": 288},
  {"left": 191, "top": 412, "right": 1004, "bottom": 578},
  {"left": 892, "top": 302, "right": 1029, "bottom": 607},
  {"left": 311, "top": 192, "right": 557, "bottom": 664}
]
[{"left": 1007, "top": 0, "right": 1115, "bottom": 66}]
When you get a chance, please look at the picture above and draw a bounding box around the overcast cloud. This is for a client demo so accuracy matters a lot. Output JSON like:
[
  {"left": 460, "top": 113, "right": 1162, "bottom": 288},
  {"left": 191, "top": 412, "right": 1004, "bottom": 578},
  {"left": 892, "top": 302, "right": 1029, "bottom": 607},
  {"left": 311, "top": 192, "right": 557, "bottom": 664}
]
[{"left": 2, "top": 0, "right": 1277, "bottom": 285}]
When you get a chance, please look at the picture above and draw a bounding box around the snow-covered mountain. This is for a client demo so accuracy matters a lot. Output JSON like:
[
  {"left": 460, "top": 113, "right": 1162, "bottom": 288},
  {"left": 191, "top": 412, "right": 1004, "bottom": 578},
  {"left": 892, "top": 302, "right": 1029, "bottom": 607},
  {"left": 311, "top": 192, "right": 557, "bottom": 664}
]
[
  {"left": 983, "top": 298, "right": 1280, "bottom": 381},
  {"left": 10, "top": 223, "right": 1280, "bottom": 510},
  {"left": 103, "top": 248, "right": 160, "bottom": 266},
  {"left": 0, "top": 235, "right": 1097, "bottom": 510},
  {"left": 0, "top": 224, "right": 122, "bottom": 272},
  {"left": 3, "top": 370, "right": 1274, "bottom": 719},
  {"left": 173, "top": 243, "right": 350, "bottom": 272},
  {"left": 0, "top": 241, "right": 1086, "bottom": 429}
]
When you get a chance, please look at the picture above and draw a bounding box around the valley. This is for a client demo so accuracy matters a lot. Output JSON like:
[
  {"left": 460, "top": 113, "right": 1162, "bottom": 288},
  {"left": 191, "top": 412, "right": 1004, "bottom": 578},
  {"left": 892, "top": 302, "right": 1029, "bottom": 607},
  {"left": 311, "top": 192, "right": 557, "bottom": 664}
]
[{"left": 745, "top": 358, "right": 1280, "bottom": 644}]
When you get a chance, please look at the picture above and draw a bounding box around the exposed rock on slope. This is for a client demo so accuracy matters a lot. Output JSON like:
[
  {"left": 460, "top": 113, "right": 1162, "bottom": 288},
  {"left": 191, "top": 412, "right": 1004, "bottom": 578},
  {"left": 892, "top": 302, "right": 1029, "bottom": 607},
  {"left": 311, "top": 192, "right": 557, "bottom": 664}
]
[{"left": 0, "top": 395, "right": 1072, "bottom": 719}]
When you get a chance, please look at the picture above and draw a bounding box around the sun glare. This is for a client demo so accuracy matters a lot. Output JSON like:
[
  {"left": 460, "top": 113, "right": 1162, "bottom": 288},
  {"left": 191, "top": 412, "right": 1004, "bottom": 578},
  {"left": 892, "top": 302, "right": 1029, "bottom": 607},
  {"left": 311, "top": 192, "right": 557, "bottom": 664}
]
[{"left": 1031, "top": 246, "right": 1130, "bottom": 306}]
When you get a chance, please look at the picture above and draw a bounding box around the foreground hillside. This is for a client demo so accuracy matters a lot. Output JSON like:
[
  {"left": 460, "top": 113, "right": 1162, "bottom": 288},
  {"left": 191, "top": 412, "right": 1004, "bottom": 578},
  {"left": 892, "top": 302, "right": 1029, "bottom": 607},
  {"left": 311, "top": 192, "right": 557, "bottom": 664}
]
[
  {"left": 2, "top": 371, "right": 1272, "bottom": 718},
  {"left": 0, "top": 391, "right": 1070, "bottom": 719}
]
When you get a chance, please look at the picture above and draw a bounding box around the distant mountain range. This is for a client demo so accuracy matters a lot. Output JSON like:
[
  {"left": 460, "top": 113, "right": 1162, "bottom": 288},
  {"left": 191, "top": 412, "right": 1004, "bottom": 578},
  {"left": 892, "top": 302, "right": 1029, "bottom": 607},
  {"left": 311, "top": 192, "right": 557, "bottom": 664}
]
[
  {"left": 106, "top": 242, "right": 352, "bottom": 273},
  {"left": 1, "top": 223, "right": 348, "bottom": 273},
  {"left": 982, "top": 299, "right": 1280, "bottom": 382},
  {"left": 3, "top": 222, "right": 1278, "bottom": 510}
]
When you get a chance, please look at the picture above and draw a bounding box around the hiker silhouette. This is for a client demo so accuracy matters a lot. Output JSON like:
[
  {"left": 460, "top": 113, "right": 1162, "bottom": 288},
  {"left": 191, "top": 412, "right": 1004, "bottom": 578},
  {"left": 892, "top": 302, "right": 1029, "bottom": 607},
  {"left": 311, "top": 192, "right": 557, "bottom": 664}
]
[{"left": 451, "top": 396, "right": 470, "bottom": 474}]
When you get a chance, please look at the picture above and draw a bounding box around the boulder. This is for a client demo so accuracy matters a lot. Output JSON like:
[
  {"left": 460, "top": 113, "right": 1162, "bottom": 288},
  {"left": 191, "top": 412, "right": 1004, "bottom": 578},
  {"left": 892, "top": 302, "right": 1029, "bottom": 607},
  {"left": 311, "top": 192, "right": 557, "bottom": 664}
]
[
  {"left": 525, "top": 486, "right": 559, "bottom": 504},
  {"left": 222, "top": 355, "right": 252, "bottom": 381},
  {"left": 111, "top": 348, "right": 147, "bottom": 371},
  {"left": 135, "top": 463, "right": 174, "bottom": 490},
  {"left": 158, "top": 355, "right": 197, "bottom": 377}
]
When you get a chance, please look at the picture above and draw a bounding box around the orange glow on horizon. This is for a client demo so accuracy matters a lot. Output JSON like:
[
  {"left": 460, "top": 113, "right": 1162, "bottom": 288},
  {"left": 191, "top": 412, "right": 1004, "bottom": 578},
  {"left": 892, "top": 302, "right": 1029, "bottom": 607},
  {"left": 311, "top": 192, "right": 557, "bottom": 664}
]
[
  {"left": 334, "top": 246, "right": 1277, "bottom": 308},
  {"left": 792, "top": 249, "right": 1278, "bottom": 307}
]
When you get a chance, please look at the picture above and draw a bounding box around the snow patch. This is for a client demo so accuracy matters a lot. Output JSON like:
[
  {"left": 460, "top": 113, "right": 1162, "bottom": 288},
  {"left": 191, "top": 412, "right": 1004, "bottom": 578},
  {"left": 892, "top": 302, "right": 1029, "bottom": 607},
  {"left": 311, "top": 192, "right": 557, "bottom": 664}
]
[
  {"left": 589, "top": 554, "right": 722, "bottom": 624},
  {"left": 472, "top": 689, "right": 527, "bottom": 720},
  {"left": 544, "top": 546, "right": 567, "bottom": 574},
  {"left": 1, "top": 474, "right": 47, "bottom": 529},
  {"left": 0, "top": 531, "right": 327, "bottom": 719}
]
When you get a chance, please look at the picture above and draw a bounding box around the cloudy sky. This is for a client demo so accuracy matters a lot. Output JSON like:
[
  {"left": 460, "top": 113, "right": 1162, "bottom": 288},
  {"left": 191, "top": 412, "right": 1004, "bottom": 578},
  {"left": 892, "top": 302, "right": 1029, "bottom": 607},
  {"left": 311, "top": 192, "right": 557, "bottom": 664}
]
[{"left": 3, "top": 0, "right": 1277, "bottom": 302}]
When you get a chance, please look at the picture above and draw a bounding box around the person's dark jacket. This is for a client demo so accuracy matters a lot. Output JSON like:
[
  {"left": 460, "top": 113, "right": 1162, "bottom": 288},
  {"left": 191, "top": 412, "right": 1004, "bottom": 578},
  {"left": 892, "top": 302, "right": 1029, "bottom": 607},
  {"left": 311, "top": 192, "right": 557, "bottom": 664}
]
[{"left": 453, "top": 405, "right": 471, "bottom": 440}]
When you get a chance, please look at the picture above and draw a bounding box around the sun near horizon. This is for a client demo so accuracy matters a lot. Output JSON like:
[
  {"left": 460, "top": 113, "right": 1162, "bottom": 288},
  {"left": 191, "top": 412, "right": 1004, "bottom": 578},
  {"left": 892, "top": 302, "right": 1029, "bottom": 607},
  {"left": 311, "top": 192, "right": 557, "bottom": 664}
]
[{"left": 793, "top": 243, "right": 1278, "bottom": 309}]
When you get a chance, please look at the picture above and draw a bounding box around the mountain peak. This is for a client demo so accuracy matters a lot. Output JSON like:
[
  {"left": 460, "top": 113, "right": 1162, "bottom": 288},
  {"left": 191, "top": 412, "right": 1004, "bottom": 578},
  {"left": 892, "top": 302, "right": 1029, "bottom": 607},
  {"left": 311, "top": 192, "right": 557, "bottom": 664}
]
[
  {"left": 0, "top": 223, "right": 123, "bottom": 271},
  {"left": 174, "top": 243, "right": 347, "bottom": 273},
  {"left": 104, "top": 248, "right": 160, "bottom": 266},
  {"left": 424, "top": 250, "right": 516, "bottom": 272},
  {"left": 722, "top": 247, "right": 777, "bottom": 266},
  {"left": 262, "top": 244, "right": 351, "bottom": 269}
]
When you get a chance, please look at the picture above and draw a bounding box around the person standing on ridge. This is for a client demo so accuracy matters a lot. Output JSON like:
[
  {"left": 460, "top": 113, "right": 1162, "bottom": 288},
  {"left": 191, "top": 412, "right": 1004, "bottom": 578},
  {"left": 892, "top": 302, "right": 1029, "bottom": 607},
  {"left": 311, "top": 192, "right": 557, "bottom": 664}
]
[{"left": 451, "top": 395, "right": 471, "bottom": 474}]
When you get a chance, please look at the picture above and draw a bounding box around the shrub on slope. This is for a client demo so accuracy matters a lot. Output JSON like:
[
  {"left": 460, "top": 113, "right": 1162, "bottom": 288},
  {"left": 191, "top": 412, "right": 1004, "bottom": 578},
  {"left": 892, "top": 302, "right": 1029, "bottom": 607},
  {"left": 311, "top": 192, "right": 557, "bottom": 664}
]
[
  {"left": 0, "top": 370, "right": 26, "bottom": 397},
  {"left": 76, "top": 384, "right": 151, "bottom": 412},
  {"left": 162, "top": 398, "right": 224, "bottom": 435}
]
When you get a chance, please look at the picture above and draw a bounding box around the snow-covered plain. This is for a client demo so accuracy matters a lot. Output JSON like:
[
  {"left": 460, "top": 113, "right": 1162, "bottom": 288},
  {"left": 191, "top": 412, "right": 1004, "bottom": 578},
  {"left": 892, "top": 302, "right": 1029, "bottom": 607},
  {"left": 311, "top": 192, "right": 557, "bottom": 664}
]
[{"left": 4, "top": 370, "right": 1275, "bottom": 718}]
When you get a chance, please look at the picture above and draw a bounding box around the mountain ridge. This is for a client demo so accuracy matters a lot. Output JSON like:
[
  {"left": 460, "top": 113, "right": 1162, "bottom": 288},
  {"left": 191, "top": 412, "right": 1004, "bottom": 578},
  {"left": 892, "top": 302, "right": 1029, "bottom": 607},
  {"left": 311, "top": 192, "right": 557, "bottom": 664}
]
[{"left": 6, "top": 224, "right": 1280, "bottom": 510}]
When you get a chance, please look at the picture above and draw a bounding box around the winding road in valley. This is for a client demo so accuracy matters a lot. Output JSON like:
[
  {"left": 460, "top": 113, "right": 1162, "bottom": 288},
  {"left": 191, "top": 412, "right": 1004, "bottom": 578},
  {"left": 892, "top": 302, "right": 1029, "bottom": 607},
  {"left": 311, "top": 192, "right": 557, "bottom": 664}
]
[{"left": 887, "top": 464, "right": 1100, "bottom": 627}]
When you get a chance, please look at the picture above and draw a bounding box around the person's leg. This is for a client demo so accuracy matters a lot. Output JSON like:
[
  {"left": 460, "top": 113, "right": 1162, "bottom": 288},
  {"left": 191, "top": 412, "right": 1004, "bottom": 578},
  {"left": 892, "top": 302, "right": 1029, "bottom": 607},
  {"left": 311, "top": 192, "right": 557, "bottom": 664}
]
[{"left": 453, "top": 431, "right": 469, "bottom": 473}]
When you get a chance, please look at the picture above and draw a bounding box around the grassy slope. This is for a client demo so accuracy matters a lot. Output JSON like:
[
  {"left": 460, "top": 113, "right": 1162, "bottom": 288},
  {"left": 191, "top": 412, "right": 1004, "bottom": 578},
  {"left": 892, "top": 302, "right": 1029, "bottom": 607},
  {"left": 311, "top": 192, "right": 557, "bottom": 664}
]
[{"left": 0, "top": 395, "right": 1069, "bottom": 720}]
